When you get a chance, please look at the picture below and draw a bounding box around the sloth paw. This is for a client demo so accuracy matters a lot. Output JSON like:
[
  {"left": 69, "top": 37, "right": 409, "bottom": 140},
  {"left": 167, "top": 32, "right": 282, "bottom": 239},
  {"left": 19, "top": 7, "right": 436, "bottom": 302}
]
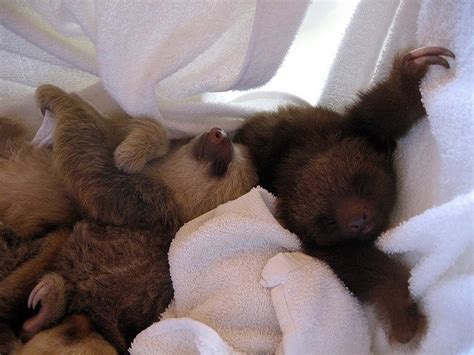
[
  {"left": 114, "top": 142, "right": 150, "bottom": 174},
  {"left": 35, "top": 84, "right": 70, "bottom": 116},
  {"left": 387, "top": 301, "right": 427, "bottom": 344},
  {"left": 402, "top": 46, "right": 455, "bottom": 79},
  {"left": 114, "top": 123, "right": 169, "bottom": 174},
  {"left": 23, "top": 273, "right": 66, "bottom": 337}
]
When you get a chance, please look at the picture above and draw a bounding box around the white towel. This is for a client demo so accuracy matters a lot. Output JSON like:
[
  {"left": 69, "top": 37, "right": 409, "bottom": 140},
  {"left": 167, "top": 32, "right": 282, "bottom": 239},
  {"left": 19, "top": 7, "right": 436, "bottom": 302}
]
[
  {"left": 0, "top": 1, "right": 309, "bottom": 138},
  {"left": 131, "top": 188, "right": 370, "bottom": 354},
  {"left": 318, "top": 0, "right": 405, "bottom": 112},
  {"left": 262, "top": 252, "right": 370, "bottom": 355}
]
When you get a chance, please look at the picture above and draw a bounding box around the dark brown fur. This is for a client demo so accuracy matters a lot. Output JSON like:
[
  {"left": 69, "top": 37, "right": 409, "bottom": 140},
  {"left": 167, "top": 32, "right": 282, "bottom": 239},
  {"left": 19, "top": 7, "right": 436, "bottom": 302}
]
[
  {"left": 235, "top": 47, "right": 454, "bottom": 344},
  {"left": 0, "top": 85, "right": 257, "bottom": 353},
  {"left": 0, "top": 229, "right": 69, "bottom": 353}
]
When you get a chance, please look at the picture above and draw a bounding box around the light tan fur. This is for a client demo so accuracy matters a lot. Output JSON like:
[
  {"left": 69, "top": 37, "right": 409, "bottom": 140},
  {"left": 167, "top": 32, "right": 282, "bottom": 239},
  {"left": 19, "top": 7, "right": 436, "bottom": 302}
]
[
  {"left": 114, "top": 117, "right": 170, "bottom": 173},
  {"left": 155, "top": 142, "right": 257, "bottom": 222},
  {"left": 0, "top": 147, "right": 77, "bottom": 238},
  {"left": 12, "top": 315, "right": 117, "bottom": 355}
]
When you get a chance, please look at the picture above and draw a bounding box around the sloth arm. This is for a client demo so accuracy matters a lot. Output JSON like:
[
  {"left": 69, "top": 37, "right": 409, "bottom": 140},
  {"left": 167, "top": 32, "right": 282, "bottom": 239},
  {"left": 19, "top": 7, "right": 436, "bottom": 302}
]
[
  {"left": 36, "top": 85, "right": 181, "bottom": 231},
  {"left": 311, "top": 244, "right": 425, "bottom": 343},
  {"left": 345, "top": 47, "right": 454, "bottom": 144},
  {"left": 235, "top": 47, "right": 454, "bottom": 168}
]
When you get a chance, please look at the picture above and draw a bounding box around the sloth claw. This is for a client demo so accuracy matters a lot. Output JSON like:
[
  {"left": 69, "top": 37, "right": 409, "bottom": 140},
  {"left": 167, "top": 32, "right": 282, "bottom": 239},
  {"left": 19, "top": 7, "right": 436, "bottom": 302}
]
[
  {"left": 23, "top": 274, "right": 65, "bottom": 337},
  {"left": 28, "top": 280, "right": 46, "bottom": 309},
  {"left": 405, "top": 46, "right": 455, "bottom": 60},
  {"left": 402, "top": 46, "right": 454, "bottom": 78},
  {"left": 413, "top": 55, "right": 450, "bottom": 69}
]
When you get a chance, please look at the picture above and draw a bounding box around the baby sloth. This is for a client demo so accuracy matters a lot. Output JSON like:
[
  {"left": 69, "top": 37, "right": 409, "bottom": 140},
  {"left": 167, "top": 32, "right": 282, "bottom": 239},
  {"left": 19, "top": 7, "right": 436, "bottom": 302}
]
[
  {"left": 235, "top": 47, "right": 455, "bottom": 344},
  {"left": 1, "top": 86, "right": 256, "bottom": 353}
]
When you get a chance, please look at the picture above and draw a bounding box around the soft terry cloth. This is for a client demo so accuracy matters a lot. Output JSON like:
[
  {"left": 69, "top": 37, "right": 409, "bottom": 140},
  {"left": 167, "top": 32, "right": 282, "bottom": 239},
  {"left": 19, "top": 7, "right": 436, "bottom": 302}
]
[
  {"left": 0, "top": 0, "right": 309, "bottom": 137},
  {"left": 131, "top": 187, "right": 370, "bottom": 354}
]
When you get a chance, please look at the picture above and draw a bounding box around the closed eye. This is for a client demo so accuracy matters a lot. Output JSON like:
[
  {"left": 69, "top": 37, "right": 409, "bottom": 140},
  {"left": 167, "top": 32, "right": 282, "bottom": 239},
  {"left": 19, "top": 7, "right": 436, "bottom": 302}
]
[{"left": 318, "top": 217, "right": 336, "bottom": 227}]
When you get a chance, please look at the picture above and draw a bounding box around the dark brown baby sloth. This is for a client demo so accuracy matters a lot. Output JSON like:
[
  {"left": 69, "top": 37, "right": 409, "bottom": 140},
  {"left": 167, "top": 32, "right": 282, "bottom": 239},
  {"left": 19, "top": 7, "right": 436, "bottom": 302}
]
[{"left": 235, "top": 46, "right": 455, "bottom": 344}]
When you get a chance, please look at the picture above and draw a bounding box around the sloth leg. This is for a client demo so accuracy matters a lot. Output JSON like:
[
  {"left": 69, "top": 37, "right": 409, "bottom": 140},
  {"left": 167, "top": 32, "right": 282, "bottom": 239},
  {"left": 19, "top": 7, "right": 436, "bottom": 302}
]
[{"left": 35, "top": 85, "right": 181, "bottom": 230}]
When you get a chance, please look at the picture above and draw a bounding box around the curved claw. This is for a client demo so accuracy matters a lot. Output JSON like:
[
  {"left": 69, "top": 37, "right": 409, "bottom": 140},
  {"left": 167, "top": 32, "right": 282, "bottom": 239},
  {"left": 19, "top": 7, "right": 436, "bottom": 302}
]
[
  {"left": 406, "top": 46, "right": 455, "bottom": 60},
  {"left": 413, "top": 55, "right": 450, "bottom": 69},
  {"left": 28, "top": 281, "right": 45, "bottom": 309},
  {"left": 23, "top": 274, "right": 66, "bottom": 339}
]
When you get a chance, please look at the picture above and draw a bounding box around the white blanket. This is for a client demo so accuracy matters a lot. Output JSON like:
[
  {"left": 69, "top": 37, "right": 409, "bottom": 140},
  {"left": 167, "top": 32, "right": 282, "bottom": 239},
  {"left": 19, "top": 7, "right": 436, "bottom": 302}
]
[{"left": 0, "top": 0, "right": 309, "bottom": 138}]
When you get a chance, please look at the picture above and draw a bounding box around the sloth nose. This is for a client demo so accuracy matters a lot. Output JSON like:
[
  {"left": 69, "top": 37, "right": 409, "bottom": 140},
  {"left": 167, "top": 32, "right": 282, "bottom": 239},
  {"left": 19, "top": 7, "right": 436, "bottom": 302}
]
[
  {"left": 209, "top": 127, "right": 227, "bottom": 145},
  {"left": 350, "top": 217, "right": 366, "bottom": 232},
  {"left": 349, "top": 208, "right": 374, "bottom": 233},
  {"left": 337, "top": 198, "right": 376, "bottom": 237}
]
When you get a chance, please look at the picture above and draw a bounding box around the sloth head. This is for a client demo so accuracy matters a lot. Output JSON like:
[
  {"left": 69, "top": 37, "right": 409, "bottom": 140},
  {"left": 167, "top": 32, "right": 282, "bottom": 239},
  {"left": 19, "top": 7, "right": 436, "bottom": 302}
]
[
  {"left": 277, "top": 138, "right": 397, "bottom": 249},
  {"left": 157, "top": 127, "right": 257, "bottom": 222}
]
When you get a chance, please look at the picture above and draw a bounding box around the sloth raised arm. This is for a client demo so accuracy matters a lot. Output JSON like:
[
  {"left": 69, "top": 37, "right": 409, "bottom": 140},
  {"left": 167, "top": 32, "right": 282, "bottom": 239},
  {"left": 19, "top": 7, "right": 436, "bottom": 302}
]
[
  {"left": 345, "top": 47, "right": 455, "bottom": 146},
  {"left": 35, "top": 85, "right": 181, "bottom": 231}
]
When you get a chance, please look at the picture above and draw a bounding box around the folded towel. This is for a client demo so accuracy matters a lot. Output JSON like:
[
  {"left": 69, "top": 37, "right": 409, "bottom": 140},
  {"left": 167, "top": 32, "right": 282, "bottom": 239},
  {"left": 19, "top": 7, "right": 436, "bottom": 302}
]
[
  {"left": 262, "top": 252, "right": 370, "bottom": 355},
  {"left": 161, "top": 187, "right": 298, "bottom": 353},
  {"left": 131, "top": 317, "right": 236, "bottom": 355},
  {"left": 131, "top": 188, "right": 371, "bottom": 354}
]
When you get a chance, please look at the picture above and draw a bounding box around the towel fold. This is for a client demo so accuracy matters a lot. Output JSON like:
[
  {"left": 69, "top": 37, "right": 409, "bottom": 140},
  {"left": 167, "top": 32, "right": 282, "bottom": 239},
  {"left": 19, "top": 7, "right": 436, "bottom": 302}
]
[
  {"left": 162, "top": 187, "right": 299, "bottom": 353},
  {"left": 262, "top": 252, "right": 371, "bottom": 355}
]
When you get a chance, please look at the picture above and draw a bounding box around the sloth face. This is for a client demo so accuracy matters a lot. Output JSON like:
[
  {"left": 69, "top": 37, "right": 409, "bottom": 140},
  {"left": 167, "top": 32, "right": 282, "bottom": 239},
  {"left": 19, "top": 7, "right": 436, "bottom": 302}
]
[
  {"left": 157, "top": 127, "right": 257, "bottom": 222},
  {"left": 277, "top": 138, "right": 397, "bottom": 249},
  {"left": 193, "top": 127, "right": 233, "bottom": 177}
]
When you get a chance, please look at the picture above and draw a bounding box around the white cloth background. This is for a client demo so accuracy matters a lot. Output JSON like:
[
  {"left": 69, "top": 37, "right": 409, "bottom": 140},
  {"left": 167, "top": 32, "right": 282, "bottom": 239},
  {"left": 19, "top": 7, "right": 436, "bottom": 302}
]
[{"left": 0, "top": 0, "right": 309, "bottom": 138}]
